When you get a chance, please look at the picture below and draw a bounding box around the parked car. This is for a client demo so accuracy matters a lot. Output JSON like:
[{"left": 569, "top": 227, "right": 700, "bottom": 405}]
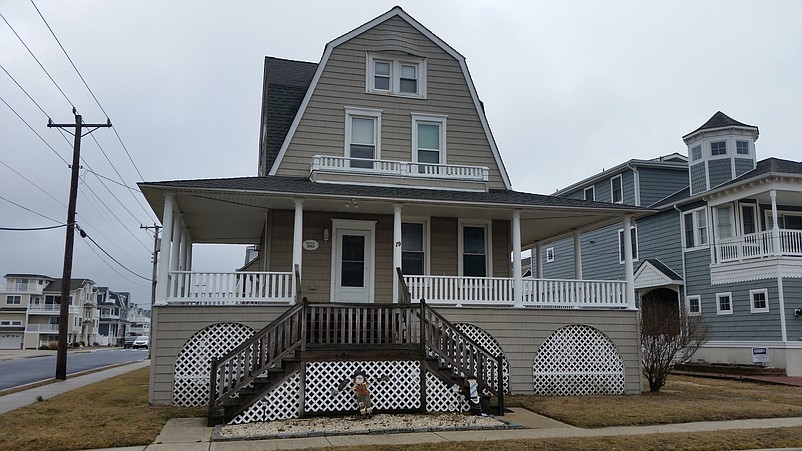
[
  {"left": 132, "top": 336, "right": 149, "bottom": 349},
  {"left": 123, "top": 336, "right": 137, "bottom": 349}
]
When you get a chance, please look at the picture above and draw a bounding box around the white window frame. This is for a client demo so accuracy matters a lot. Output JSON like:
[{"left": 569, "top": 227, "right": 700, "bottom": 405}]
[
  {"left": 457, "top": 219, "right": 493, "bottom": 277},
  {"left": 366, "top": 53, "right": 427, "bottom": 99},
  {"left": 736, "top": 140, "right": 750, "bottom": 155},
  {"left": 739, "top": 203, "right": 758, "bottom": 235},
  {"left": 5, "top": 295, "right": 21, "bottom": 305},
  {"left": 411, "top": 113, "right": 447, "bottom": 165},
  {"left": 611, "top": 175, "right": 623, "bottom": 204},
  {"left": 618, "top": 226, "right": 638, "bottom": 264},
  {"left": 546, "top": 247, "right": 555, "bottom": 263},
  {"left": 584, "top": 186, "right": 595, "bottom": 201},
  {"left": 401, "top": 218, "right": 430, "bottom": 276},
  {"left": 716, "top": 292, "right": 733, "bottom": 315},
  {"left": 711, "top": 140, "right": 727, "bottom": 156},
  {"left": 344, "top": 107, "right": 382, "bottom": 162},
  {"left": 683, "top": 207, "right": 709, "bottom": 250},
  {"left": 750, "top": 288, "right": 769, "bottom": 313},
  {"left": 714, "top": 205, "right": 734, "bottom": 240},
  {"left": 687, "top": 295, "right": 702, "bottom": 316},
  {"left": 691, "top": 145, "right": 702, "bottom": 161}
]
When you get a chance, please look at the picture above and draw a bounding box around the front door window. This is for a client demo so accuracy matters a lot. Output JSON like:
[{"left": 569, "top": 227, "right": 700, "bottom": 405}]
[{"left": 341, "top": 235, "right": 365, "bottom": 287}]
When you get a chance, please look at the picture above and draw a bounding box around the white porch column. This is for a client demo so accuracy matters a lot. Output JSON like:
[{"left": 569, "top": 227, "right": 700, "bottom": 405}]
[
  {"left": 622, "top": 215, "right": 636, "bottom": 310},
  {"left": 393, "top": 204, "right": 402, "bottom": 303},
  {"left": 771, "top": 190, "right": 782, "bottom": 255},
  {"left": 535, "top": 242, "right": 543, "bottom": 278},
  {"left": 512, "top": 210, "right": 523, "bottom": 308},
  {"left": 178, "top": 228, "right": 188, "bottom": 271},
  {"left": 292, "top": 200, "right": 304, "bottom": 304},
  {"left": 184, "top": 234, "right": 193, "bottom": 271},
  {"left": 155, "top": 194, "right": 175, "bottom": 305},
  {"left": 170, "top": 215, "right": 182, "bottom": 273},
  {"left": 573, "top": 229, "right": 583, "bottom": 280}
]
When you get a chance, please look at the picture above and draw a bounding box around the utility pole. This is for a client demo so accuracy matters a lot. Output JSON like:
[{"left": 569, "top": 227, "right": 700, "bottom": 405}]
[
  {"left": 48, "top": 109, "right": 111, "bottom": 380},
  {"left": 140, "top": 223, "right": 160, "bottom": 358}
]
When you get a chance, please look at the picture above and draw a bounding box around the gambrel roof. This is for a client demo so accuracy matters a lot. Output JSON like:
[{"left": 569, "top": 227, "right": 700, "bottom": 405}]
[{"left": 266, "top": 6, "right": 512, "bottom": 189}]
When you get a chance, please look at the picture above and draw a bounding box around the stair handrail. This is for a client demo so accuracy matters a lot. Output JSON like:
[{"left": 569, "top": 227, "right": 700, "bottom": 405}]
[
  {"left": 396, "top": 267, "right": 411, "bottom": 304},
  {"left": 294, "top": 264, "right": 302, "bottom": 303},
  {"left": 419, "top": 299, "right": 504, "bottom": 409},
  {"left": 208, "top": 299, "right": 306, "bottom": 425}
]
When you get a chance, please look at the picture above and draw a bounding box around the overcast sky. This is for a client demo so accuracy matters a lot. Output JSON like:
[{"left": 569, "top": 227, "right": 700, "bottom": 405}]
[{"left": 1, "top": 0, "right": 800, "bottom": 307}]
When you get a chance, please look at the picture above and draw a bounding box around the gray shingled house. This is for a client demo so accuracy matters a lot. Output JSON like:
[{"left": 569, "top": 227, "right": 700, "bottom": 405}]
[
  {"left": 139, "top": 7, "right": 648, "bottom": 425},
  {"left": 540, "top": 111, "right": 802, "bottom": 376}
]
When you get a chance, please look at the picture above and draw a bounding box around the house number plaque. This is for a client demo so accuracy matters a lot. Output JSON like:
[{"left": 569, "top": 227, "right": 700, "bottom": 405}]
[{"left": 303, "top": 240, "right": 320, "bottom": 251}]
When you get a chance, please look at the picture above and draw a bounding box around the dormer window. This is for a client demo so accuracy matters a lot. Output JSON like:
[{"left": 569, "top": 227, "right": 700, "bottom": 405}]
[
  {"left": 711, "top": 141, "right": 727, "bottom": 156},
  {"left": 691, "top": 145, "right": 702, "bottom": 161},
  {"left": 366, "top": 53, "right": 427, "bottom": 99},
  {"left": 736, "top": 140, "right": 749, "bottom": 155}
]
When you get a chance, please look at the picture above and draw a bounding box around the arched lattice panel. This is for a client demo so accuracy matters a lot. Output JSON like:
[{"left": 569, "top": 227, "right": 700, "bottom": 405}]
[
  {"left": 533, "top": 325, "right": 625, "bottom": 396},
  {"left": 173, "top": 323, "right": 255, "bottom": 406},
  {"left": 454, "top": 323, "right": 510, "bottom": 393}
]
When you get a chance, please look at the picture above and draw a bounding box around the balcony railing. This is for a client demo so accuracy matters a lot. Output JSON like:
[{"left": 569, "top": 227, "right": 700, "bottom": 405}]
[
  {"left": 403, "top": 275, "right": 627, "bottom": 308},
  {"left": 166, "top": 271, "right": 294, "bottom": 304},
  {"left": 26, "top": 324, "right": 60, "bottom": 332},
  {"left": 716, "top": 229, "right": 802, "bottom": 263},
  {"left": 311, "top": 155, "right": 489, "bottom": 182},
  {"left": 28, "top": 304, "right": 77, "bottom": 314}
]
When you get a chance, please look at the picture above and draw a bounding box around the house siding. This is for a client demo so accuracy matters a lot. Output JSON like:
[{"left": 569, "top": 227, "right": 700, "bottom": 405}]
[
  {"left": 637, "top": 210, "right": 683, "bottom": 274},
  {"left": 639, "top": 167, "right": 688, "bottom": 207},
  {"left": 274, "top": 16, "right": 507, "bottom": 189},
  {"left": 149, "top": 305, "right": 641, "bottom": 404},
  {"left": 708, "top": 159, "right": 732, "bottom": 188},
  {"left": 785, "top": 278, "right": 802, "bottom": 341},
  {"left": 690, "top": 163, "right": 706, "bottom": 194},
  {"left": 735, "top": 158, "right": 754, "bottom": 177}
]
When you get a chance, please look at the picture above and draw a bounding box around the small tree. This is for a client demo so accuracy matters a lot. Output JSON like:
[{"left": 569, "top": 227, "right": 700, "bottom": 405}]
[{"left": 641, "top": 300, "right": 710, "bottom": 393}]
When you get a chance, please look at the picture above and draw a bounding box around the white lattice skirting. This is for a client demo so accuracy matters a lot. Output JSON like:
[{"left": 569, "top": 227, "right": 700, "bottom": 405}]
[
  {"left": 173, "top": 323, "right": 255, "bottom": 406},
  {"left": 533, "top": 324, "right": 625, "bottom": 396},
  {"left": 455, "top": 323, "right": 510, "bottom": 393}
]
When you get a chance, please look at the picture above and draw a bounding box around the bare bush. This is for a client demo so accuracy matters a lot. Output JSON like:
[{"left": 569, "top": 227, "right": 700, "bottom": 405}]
[{"left": 641, "top": 300, "right": 710, "bottom": 393}]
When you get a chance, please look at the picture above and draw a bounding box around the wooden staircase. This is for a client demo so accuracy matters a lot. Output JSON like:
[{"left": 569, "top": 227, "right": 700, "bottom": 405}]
[{"left": 207, "top": 272, "right": 504, "bottom": 426}]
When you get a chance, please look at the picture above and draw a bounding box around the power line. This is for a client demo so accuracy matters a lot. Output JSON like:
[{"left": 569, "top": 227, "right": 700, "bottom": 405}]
[
  {"left": 79, "top": 231, "right": 150, "bottom": 287},
  {"left": 0, "top": 62, "right": 51, "bottom": 118},
  {"left": 76, "top": 224, "right": 150, "bottom": 281},
  {"left": 0, "top": 224, "right": 67, "bottom": 231},
  {"left": 0, "top": 11, "right": 74, "bottom": 110},
  {"left": 0, "top": 159, "right": 67, "bottom": 208},
  {"left": 84, "top": 168, "right": 138, "bottom": 191},
  {"left": 0, "top": 194, "right": 63, "bottom": 224},
  {"left": 30, "top": 0, "right": 105, "bottom": 117},
  {"left": 0, "top": 94, "right": 69, "bottom": 166},
  {"left": 79, "top": 180, "right": 151, "bottom": 252}
]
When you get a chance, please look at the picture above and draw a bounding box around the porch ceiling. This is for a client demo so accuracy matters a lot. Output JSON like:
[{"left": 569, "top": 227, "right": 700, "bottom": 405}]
[{"left": 139, "top": 179, "right": 650, "bottom": 246}]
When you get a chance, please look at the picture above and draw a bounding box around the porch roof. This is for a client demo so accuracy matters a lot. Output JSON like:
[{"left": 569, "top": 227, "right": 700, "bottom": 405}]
[{"left": 138, "top": 176, "right": 650, "bottom": 246}]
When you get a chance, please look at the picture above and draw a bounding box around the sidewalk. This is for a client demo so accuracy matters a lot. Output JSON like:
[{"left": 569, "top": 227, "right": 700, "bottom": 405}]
[{"left": 0, "top": 359, "right": 149, "bottom": 415}]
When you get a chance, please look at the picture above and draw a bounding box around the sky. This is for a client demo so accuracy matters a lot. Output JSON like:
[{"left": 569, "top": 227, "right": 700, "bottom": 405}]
[{"left": 1, "top": 0, "right": 801, "bottom": 307}]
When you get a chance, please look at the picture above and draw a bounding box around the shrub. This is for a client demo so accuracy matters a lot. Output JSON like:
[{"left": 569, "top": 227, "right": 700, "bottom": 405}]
[
  {"left": 38, "top": 345, "right": 50, "bottom": 350},
  {"left": 71, "top": 342, "right": 80, "bottom": 348},
  {"left": 47, "top": 341, "right": 58, "bottom": 350}
]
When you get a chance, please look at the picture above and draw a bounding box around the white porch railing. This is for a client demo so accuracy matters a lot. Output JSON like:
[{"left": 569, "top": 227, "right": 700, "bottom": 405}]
[
  {"left": 404, "top": 275, "right": 627, "bottom": 308},
  {"left": 28, "top": 305, "right": 77, "bottom": 314},
  {"left": 166, "top": 271, "right": 294, "bottom": 304},
  {"left": 311, "top": 155, "right": 489, "bottom": 182},
  {"left": 716, "top": 229, "right": 802, "bottom": 262},
  {"left": 26, "top": 324, "right": 60, "bottom": 332}
]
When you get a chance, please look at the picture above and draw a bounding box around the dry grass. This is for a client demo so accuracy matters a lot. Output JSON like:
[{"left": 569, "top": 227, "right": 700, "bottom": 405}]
[
  {"left": 507, "top": 375, "right": 802, "bottom": 428},
  {"left": 0, "top": 367, "right": 204, "bottom": 451},
  {"left": 3, "top": 369, "right": 802, "bottom": 451}
]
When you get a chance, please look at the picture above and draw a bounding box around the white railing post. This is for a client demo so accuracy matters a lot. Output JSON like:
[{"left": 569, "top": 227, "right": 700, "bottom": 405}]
[{"left": 771, "top": 190, "right": 782, "bottom": 256}]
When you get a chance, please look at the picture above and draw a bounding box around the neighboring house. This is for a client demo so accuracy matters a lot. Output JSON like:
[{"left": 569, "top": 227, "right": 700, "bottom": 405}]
[
  {"left": 542, "top": 111, "right": 802, "bottom": 375},
  {"left": 96, "top": 287, "right": 132, "bottom": 346},
  {"left": 25, "top": 277, "right": 96, "bottom": 349},
  {"left": 139, "top": 7, "right": 648, "bottom": 424},
  {"left": 127, "top": 307, "right": 151, "bottom": 337},
  {"left": 0, "top": 274, "right": 53, "bottom": 350}
]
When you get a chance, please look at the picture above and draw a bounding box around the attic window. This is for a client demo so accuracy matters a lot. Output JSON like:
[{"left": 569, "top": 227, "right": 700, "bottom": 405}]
[
  {"left": 366, "top": 53, "right": 426, "bottom": 99},
  {"left": 736, "top": 140, "right": 749, "bottom": 155},
  {"left": 711, "top": 141, "right": 727, "bottom": 156}
]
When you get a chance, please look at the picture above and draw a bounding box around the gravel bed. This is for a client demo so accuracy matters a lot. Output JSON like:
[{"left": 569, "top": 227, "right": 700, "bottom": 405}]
[{"left": 213, "top": 412, "right": 521, "bottom": 441}]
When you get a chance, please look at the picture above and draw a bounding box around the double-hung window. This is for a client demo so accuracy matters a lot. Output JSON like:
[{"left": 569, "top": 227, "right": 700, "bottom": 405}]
[
  {"left": 741, "top": 204, "right": 757, "bottom": 235},
  {"left": 611, "top": 175, "right": 623, "bottom": 204},
  {"left": 345, "top": 107, "right": 381, "bottom": 169},
  {"left": 618, "top": 226, "right": 638, "bottom": 263},
  {"left": 6, "top": 295, "right": 21, "bottom": 305},
  {"left": 683, "top": 208, "right": 708, "bottom": 249},
  {"left": 460, "top": 221, "right": 491, "bottom": 277},
  {"left": 687, "top": 295, "right": 701, "bottom": 316},
  {"left": 715, "top": 206, "right": 734, "bottom": 239},
  {"left": 716, "top": 292, "right": 733, "bottom": 315},
  {"left": 545, "top": 247, "right": 555, "bottom": 263},
  {"left": 366, "top": 53, "right": 427, "bottom": 98},
  {"left": 401, "top": 222, "right": 426, "bottom": 275},
  {"left": 584, "top": 186, "right": 595, "bottom": 201},
  {"left": 411, "top": 113, "right": 446, "bottom": 168},
  {"left": 736, "top": 140, "right": 749, "bottom": 155},
  {"left": 750, "top": 289, "right": 769, "bottom": 313}
]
